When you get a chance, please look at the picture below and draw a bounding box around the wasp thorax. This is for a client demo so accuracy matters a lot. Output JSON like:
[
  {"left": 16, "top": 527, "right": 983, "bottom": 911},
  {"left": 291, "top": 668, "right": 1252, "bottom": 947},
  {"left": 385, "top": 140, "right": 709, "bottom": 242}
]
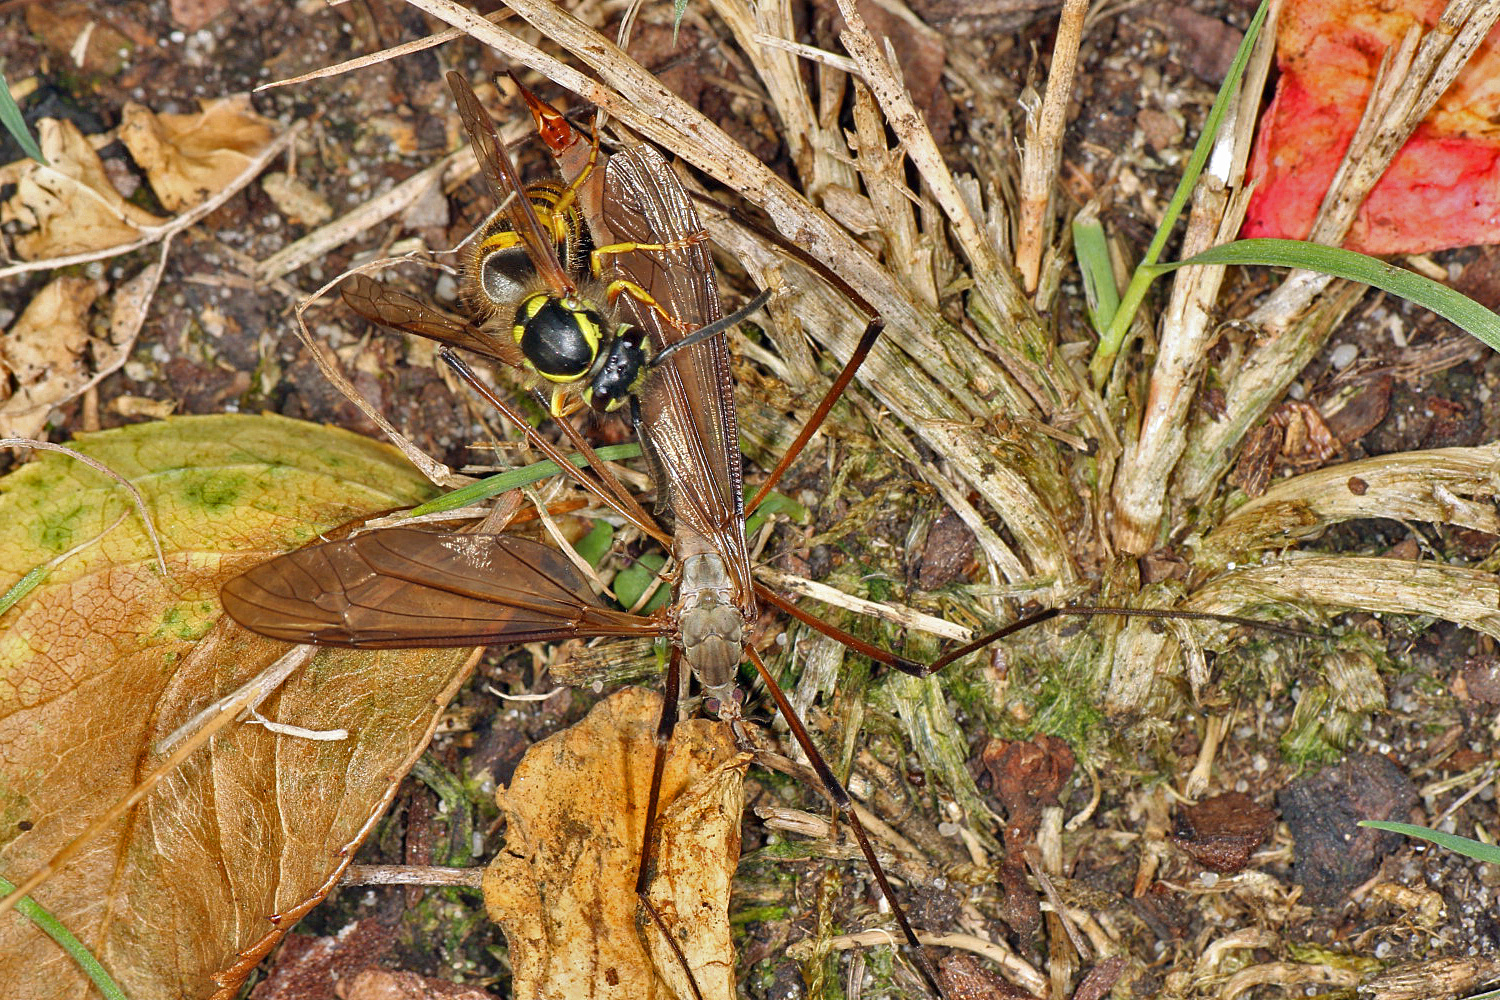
[{"left": 513, "top": 294, "right": 604, "bottom": 382}]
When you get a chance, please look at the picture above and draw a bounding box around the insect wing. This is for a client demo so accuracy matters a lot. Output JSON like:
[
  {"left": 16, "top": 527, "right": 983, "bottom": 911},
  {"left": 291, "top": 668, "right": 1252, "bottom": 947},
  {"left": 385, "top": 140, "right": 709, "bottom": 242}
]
[
  {"left": 222, "top": 528, "right": 662, "bottom": 648},
  {"left": 341, "top": 274, "right": 522, "bottom": 367},
  {"left": 603, "top": 145, "right": 754, "bottom": 612},
  {"left": 447, "top": 72, "right": 575, "bottom": 297}
]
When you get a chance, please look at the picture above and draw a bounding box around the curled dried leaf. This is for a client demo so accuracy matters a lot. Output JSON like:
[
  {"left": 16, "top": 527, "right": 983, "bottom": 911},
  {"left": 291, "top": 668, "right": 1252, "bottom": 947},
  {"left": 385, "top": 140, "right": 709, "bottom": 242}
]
[
  {"left": 0, "top": 276, "right": 106, "bottom": 439},
  {"left": 119, "top": 96, "right": 277, "bottom": 212},
  {"left": 0, "top": 118, "right": 164, "bottom": 259},
  {"left": 483, "top": 688, "right": 747, "bottom": 1000}
]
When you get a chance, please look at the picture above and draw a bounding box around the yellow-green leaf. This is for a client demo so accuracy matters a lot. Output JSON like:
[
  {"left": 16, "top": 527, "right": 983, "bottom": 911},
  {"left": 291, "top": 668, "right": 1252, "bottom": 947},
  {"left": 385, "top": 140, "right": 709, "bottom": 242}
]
[{"left": 0, "top": 414, "right": 476, "bottom": 1000}]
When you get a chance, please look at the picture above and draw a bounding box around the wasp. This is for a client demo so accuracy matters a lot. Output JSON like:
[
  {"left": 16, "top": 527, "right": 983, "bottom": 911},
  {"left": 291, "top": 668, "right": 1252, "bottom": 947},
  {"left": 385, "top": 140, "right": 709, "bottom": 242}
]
[{"left": 342, "top": 76, "right": 716, "bottom": 421}]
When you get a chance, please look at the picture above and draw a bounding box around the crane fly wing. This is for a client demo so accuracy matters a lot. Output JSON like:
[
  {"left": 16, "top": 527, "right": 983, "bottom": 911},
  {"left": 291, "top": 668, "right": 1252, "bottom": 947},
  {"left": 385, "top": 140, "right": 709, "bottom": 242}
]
[
  {"left": 341, "top": 274, "right": 522, "bottom": 367},
  {"left": 603, "top": 145, "right": 754, "bottom": 612},
  {"left": 222, "top": 528, "right": 663, "bottom": 648},
  {"left": 446, "top": 71, "right": 574, "bottom": 297}
]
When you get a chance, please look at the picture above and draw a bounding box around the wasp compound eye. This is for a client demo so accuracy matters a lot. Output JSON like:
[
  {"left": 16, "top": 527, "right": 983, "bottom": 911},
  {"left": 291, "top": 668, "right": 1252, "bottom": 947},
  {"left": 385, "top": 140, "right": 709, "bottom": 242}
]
[{"left": 513, "top": 295, "right": 603, "bottom": 382}]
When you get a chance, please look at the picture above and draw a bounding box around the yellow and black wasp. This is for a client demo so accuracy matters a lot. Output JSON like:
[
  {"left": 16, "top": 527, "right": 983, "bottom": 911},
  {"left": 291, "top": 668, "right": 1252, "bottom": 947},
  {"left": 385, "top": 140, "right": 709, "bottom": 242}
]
[{"left": 342, "top": 73, "right": 711, "bottom": 419}]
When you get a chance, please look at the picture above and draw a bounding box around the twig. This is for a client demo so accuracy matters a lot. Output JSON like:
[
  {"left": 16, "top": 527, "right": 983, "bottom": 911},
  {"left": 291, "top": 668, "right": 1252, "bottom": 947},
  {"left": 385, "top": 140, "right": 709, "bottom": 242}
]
[
  {"left": 753, "top": 565, "right": 972, "bottom": 641},
  {"left": 1015, "top": 0, "right": 1087, "bottom": 292},
  {"left": 252, "top": 147, "right": 471, "bottom": 283},
  {"left": 0, "top": 438, "right": 168, "bottom": 574},
  {"left": 342, "top": 864, "right": 485, "bottom": 888},
  {"left": 0, "top": 124, "right": 300, "bottom": 279},
  {"left": 287, "top": 266, "right": 462, "bottom": 488},
  {"left": 254, "top": 10, "right": 514, "bottom": 92}
]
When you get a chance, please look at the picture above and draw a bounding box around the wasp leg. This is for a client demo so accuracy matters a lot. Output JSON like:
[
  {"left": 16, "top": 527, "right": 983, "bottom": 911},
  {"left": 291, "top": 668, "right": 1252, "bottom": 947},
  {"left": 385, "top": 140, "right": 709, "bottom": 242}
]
[
  {"left": 603, "top": 277, "right": 698, "bottom": 335},
  {"left": 545, "top": 121, "right": 600, "bottom": 233}
]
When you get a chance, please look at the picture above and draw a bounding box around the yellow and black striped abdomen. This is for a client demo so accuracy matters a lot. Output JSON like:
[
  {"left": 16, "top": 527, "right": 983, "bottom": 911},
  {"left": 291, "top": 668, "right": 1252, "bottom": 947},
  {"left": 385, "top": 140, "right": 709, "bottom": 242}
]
[{"left": 460, "top": 182, "right": 593, "bottom": 324}]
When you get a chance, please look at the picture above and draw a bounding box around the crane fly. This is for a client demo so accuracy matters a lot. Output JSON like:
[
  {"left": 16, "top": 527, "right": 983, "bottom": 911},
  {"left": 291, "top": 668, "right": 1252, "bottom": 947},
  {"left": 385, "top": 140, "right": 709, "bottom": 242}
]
[
  {"left": 221, "top": 68, "right": 948, "bottom": 995},
  {"left": 222, "top": 72, "right": 1305, "bottom": 999}
]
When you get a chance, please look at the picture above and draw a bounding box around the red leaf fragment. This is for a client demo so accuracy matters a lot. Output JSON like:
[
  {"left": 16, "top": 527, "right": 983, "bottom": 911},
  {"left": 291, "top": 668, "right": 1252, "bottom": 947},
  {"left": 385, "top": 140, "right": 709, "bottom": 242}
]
[{"left": 1243, "top": 0, "right": 1500, "bottom": 254}]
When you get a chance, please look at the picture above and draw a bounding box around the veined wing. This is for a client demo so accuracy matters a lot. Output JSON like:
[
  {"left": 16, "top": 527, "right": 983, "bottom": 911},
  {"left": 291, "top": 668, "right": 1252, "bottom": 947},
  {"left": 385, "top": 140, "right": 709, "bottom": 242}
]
[
  {"left": 602, "top": 144, "right": 754, "bottom": 613},
  {"left": 447, "top": 72, "right": 575, "bottom": 297},
  {"left": 341, "top": 274, "right": 523, "bottom": 367},
  {"left": 222, "top": 528, "right": 662, "bottom": 648}
]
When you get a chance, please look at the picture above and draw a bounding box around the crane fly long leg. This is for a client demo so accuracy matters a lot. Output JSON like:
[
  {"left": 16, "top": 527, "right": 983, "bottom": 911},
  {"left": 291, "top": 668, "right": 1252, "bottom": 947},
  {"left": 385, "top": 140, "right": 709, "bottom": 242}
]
[
  {"left": 744, "top": 646, "right": 946, "bottom": 998},
  {"left": 748, "top": 314, "right": 885, "bottom": 514},
  {"left": 707, "top": 195, "right": 890, "bottom": 517},
  {"left": 760, "top": 583, "right": 1316, "bottom": 677},
  {"left": 754, "top": 583, "right": 920, "bottom": 672},
  {"left": 632, "top": 647, "right": 708, "bottom": 1000},
  {"left": 440, "top": 349, "right": 671, "bottom": 548},
  {"left": 547, "top": 402, "right": 659, "bottom": 543}
]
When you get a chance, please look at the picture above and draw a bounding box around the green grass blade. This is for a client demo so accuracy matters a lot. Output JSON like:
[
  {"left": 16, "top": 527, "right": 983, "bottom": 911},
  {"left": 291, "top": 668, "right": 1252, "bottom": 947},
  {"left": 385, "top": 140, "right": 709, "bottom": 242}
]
[
  {"left": 1089, "top": 0, "right": 1269, "bottom": 384},
  {"left": 0, "top": 874, "right": 128, "bottom": 1000},
  {"left": 1072, "top": 212, "right": 1118, "bottom": 334},
  {"left": 0, "top": 565, "right": 50, "bottom": 617},
  {"left": 406, "top": 443, "right": 642, "bottom": 517},
  {"left": 1359, "top": 820, "right": 1500, "bottom": 864},
  {"left": 0, "top": 64, "right": 45, "bottom": 165},
  {"left": 1157, "top": 238, "right": 1500, "bottom": 354}
]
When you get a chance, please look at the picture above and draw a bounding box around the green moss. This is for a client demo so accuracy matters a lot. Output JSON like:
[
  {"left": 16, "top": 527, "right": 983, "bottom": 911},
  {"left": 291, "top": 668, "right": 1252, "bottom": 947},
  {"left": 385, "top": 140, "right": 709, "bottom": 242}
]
[
  {"left": 34, "top": 504, "right": 85, "bottom": 552},
  {"left": 1029, "top": 668, "right": 1108, "bottom": 747},
  {"left": 178, "top": 470, "right": 246, "bottom": 513},
  {"left": 731, "top": 904, "right": 791, "bottom": 925}
]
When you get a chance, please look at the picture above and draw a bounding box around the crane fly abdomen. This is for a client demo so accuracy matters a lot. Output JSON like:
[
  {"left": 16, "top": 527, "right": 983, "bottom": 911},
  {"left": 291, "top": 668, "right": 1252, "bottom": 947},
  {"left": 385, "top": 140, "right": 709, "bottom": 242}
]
[{"left": 674, "top": 549, "right": 744, "bottom": 702}]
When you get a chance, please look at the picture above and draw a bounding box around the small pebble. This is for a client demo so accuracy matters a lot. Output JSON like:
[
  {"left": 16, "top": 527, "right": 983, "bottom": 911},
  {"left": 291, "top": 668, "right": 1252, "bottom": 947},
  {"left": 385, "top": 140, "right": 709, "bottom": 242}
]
[{"left": 1331, "top": 342, "right": 1358, "bottom": 369}]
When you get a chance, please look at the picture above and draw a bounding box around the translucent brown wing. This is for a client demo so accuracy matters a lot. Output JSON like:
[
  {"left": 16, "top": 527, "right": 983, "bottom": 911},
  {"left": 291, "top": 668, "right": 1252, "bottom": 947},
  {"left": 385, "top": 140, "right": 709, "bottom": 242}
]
[
  {"left": 601, "top": 145, "right": 755, "bottom": 614},
  {"left": 341, "top": 274, "right": 523, "bottom": 367},
  {"left": 446, "top": 71, "right": 574, "bottom": 297},
  {"left": 222, "top": 528, "right": 663, "bottom": 648}
]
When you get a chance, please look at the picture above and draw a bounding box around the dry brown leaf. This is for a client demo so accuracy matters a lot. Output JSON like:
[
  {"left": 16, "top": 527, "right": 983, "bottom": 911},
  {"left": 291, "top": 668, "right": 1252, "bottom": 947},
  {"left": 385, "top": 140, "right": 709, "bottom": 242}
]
[
  {"left": 483, "top": 688, "right": 748, "bottom": 1000},
  {"left": 119, "top": 96, "right": 277, "bottom": 212},
  {"left": 262, "top": 171, "right": 334, "bottom": 226},
  {"left": 0, "top": 258, "right": 166, "bottom": 438},
  {"left": 0, "top": 414, "right": 476, "bottom": 1000},
  {"left": 0, "top": 117, "right": 165, "bottom": 259},
  {"left": 0, "top": 275, "right": 105, "bottom": 438},
  {"left": 341, "top": 968, "right": 501, "bottom": 999},
  {"left": 23, "top": 3, "right": 134, "bottom": 77}
]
